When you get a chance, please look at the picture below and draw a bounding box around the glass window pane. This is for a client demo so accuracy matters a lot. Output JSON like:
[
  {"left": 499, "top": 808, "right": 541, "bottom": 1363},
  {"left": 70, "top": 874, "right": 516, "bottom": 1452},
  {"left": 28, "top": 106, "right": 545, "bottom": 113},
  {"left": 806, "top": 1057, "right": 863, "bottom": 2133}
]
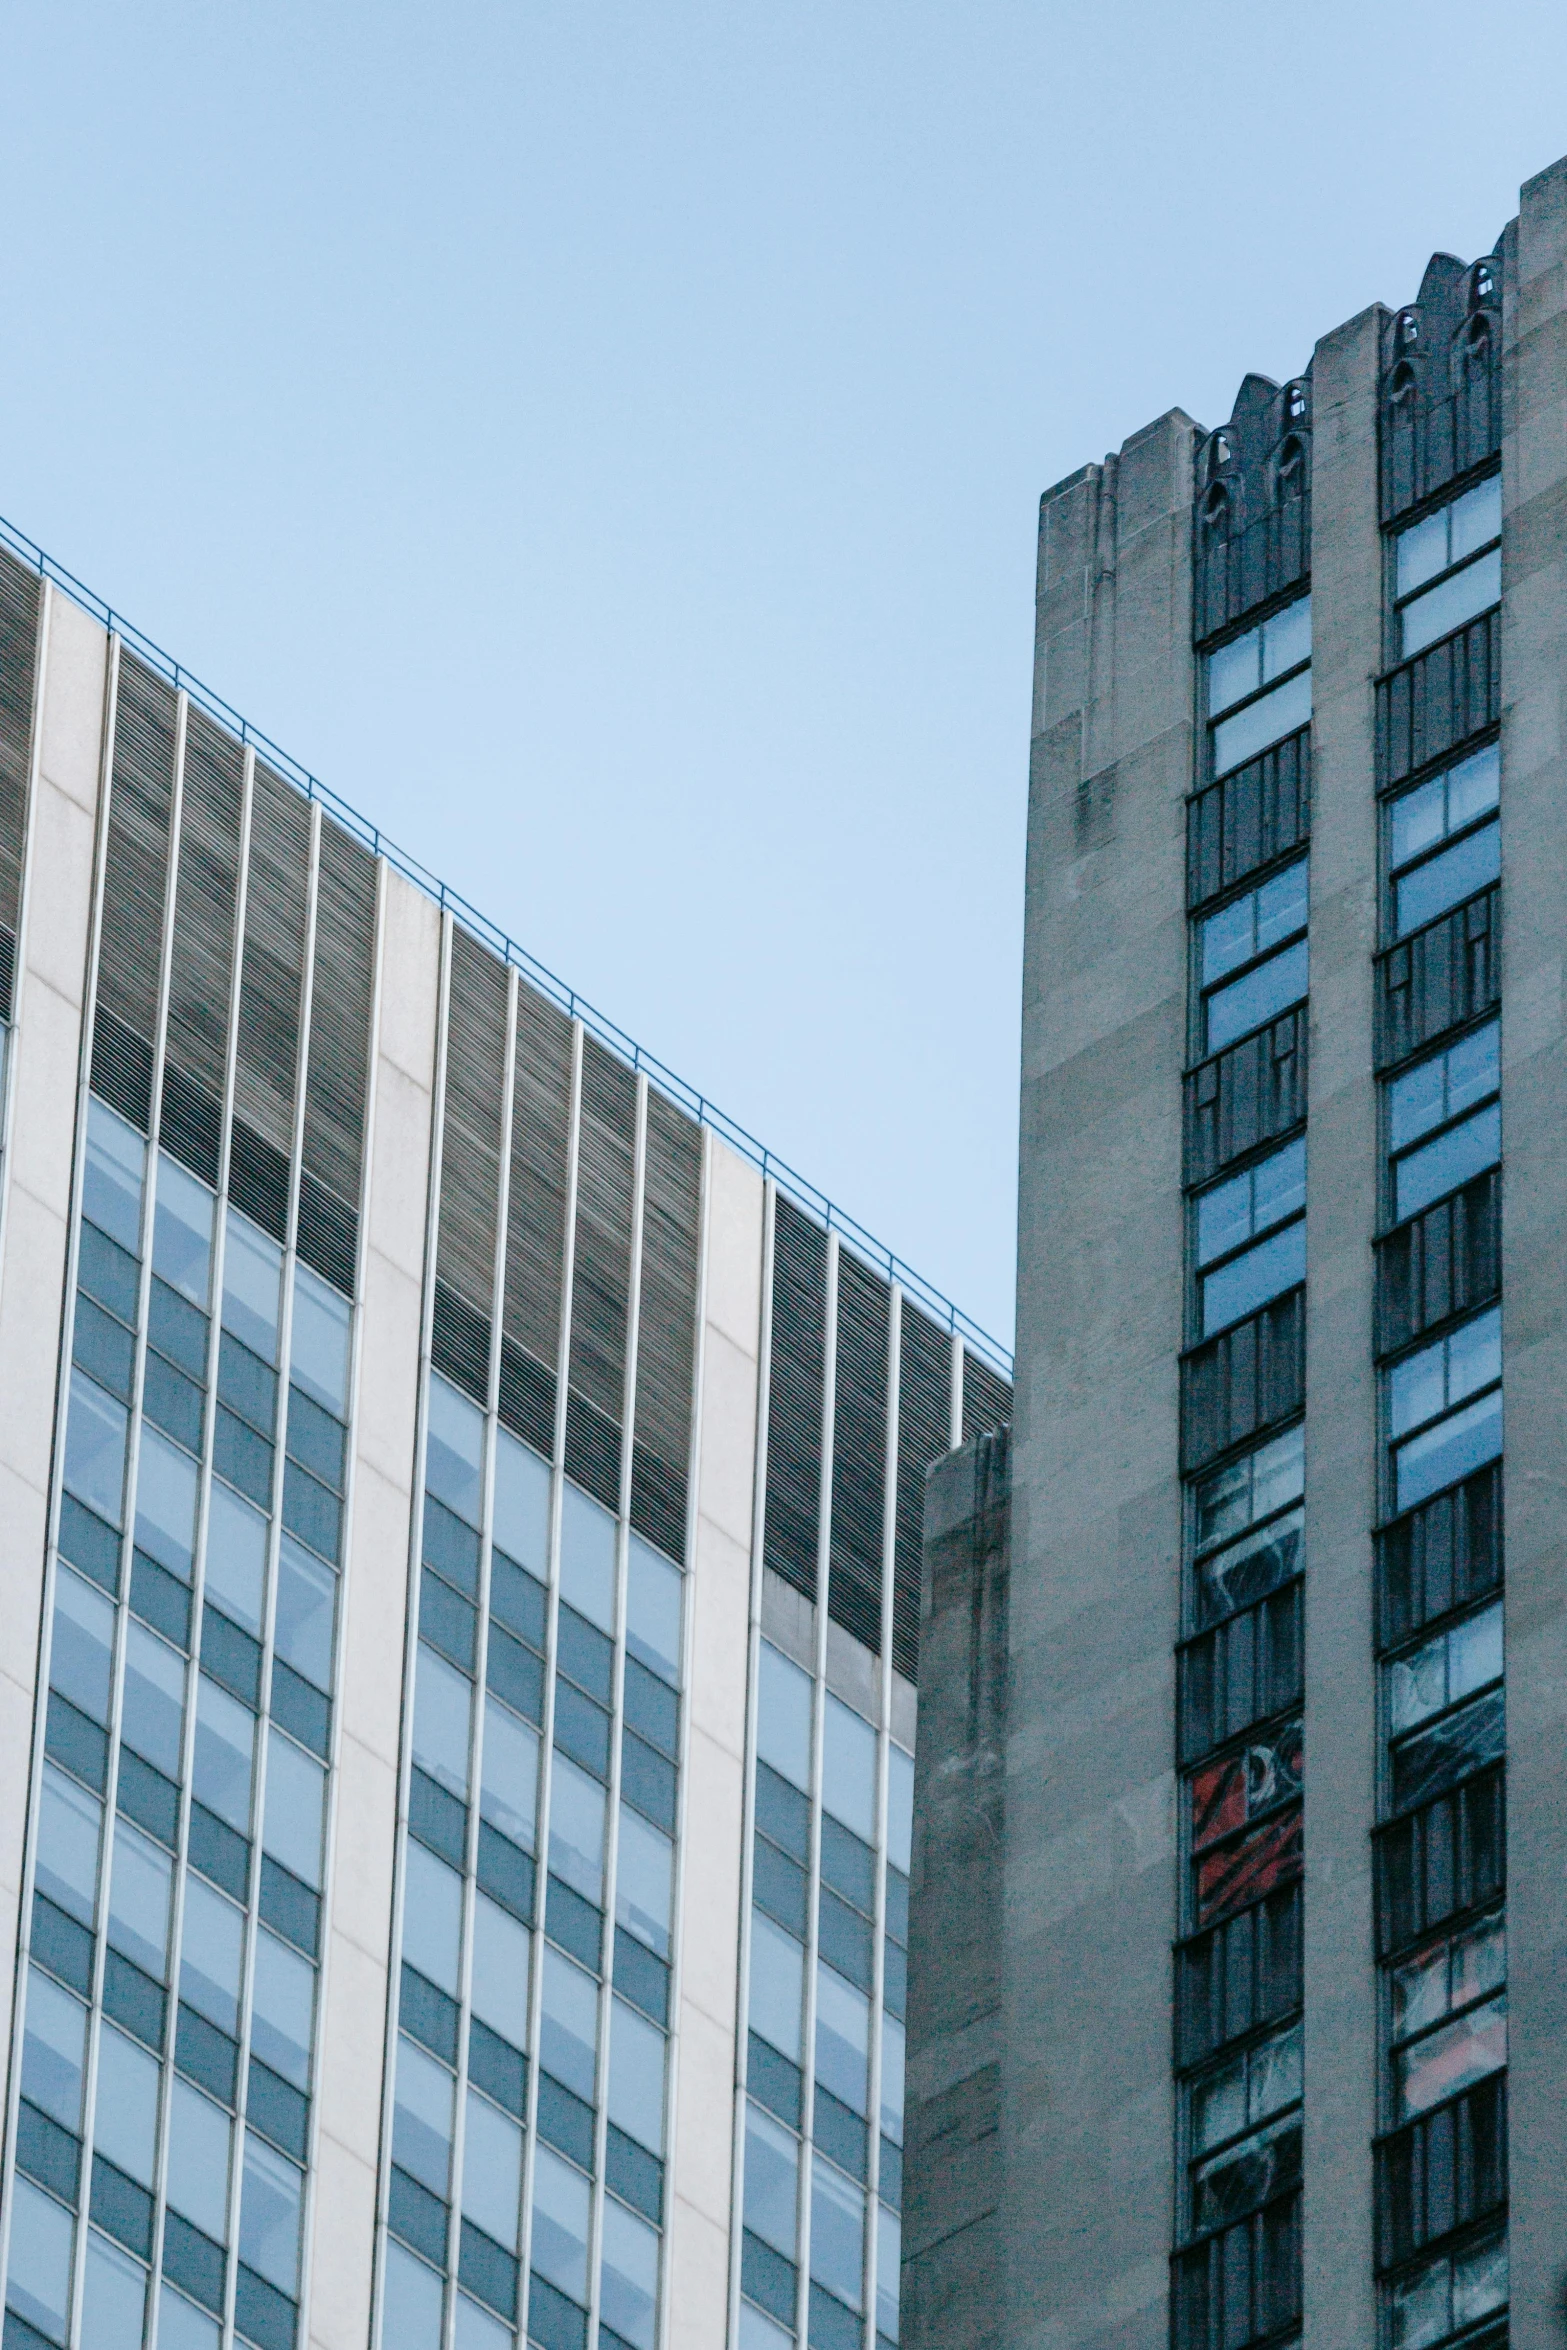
[
  {"left": 608, "top": 1997, "right": 666, "bottom": 2154},
  {"left": 5, "top": 2176, "right": 76, "bottom": 2343},
  {"left": 880, "top": 2010, "right": 906, "bottom": 2145},
  {"left": 810, "top": 2149, "right": 865, "bottom": 2312},
  {"left": 223, "top": 1212, "right": 282, "bottom": 1365},
  {"left": 462, "top": 2087, "right": 523, "bottom": 2248},
  {"left": 1396, "top": 1993, "right": 1506, "bottom": 2119},
  {"left": 744, "top": 2100, "right": 799, "bottom": 2255},
  {"left": 166, "top": 2077, "right": 233, "bottom": 2239},
  {"left": 480, "top": 1693, "right": 538, "bottom": 1849},
  {"left": 1450, "top": 1603, "right": 1505, "bottom": 1700},
  {"left": 180, "top": 1876, "right": 246, "bottom": 2035},
  {"left": 1450, "top": 475, "right": 1502, "bottom": 562},
  {"left": 393, "top": 2033, "right": 454, "bottom": 2197},
  {"left": 1255, "top": 861, "right": 1309, "bottom": 955},
  {"left": 1200, "top": 893, "right": 1256, "bottom": 987},
  {"left": 135, "top": 1424, "right": 199, "bottom": 1579},
  {"left": 876, "top": 2200, "right": 902, "bottom": 2341},
  {"left": 193, "top": 1675, "right": 256, "bottom": 1833},
  {"left": 749, "top": 1911, "right": 804, "bottom": 2063},
  {"left": 85, "top": 1102, "right": 145, "bottom": 1252},
  {"left": 65, "top": 1368, "right": 128, "bottom": 1529},
  {"left": 414, "top": 1644, "right": 473, "bottom": 1801},
  {"left": 49, "top": 1568, "right": 116, "bottom": 1722},
  {"left": 599, "top": 2195, "right": 659, "bottom": 2350},
  {"left": 121, "top": 1619, "right": 186, "bottom": 1777},
  {"left": 540, "top": 1945, "right": 599, "bottom": 2102},
  {"left": 1205, "top": 629, "right": 1260, "bottom": 718},
  {"left": 426, "top": 1376, "right": 483, "bottom": 1527},
  {"left": 251, "top": 1929, "right": 316, "bottom": 2090},
  {"left": 1390, "top": 773, "right": 1447, "bottom": 870},
  {"left": 263, "top": 1733, "right": 326, "bottom": 1889},
  {"left": 548, "top": 1753, "right": 606, "bottom": 1906},
  {"left": 492, "top": 1427, "right": 549, "bottom": 1576},
  {"left": 108, "top": 1819, "right": 172, "bottom": 1979},
  {"left": 1453, "top": 2234, "right": 1508, "bottom": 2328},
  {"left": 815, "top": 1961, "right": 871, "bottom": 2116},
  {"left": 559, "top": 1483, "right": 616, "bottom": 1631},
  {"left": 93, "top": 2024, "right": 160, "bottom": 2186},
  {"left": 1447, "top": 742, "right": 1501, "bottom": 829},
  {"left": 240, "top": 2131, "right": 303, "bottom": 2295},
  {"left": 886, "top": 1745, "right": 913, "bottom": 1876},
  {"left": 401, "top": 1842, "right": 463, "bottom": 1998},
  {"left": 822, "top": 1697, "right": 876, "bottom": 1841},
  {"left": 530, "top": 2143, "right": 591, "bottom": 2303},
  {"left": 757, "top": 1643, "right": 812, "bottom": 1792},
  {"left": 1260, "top": 595, "right": 1310, "bottom": 681},
  {"left": 1396, "top": 821, "right": 1500, "bottom": 937},
  {"left": 1395, "top": 1103, "right": 1501, "bottom": 1222},
  {"left": 1205, "top": 939, "right": 1309, "bottom": 1053},
  {"left": 1201, "top": 1219, "right": 1305, "bottom": 1336},
  {"left": 82, "top": 2228, "right": 147, "bottom": 2350},
  {"left": 204, "top": 1482, "right": 268, "bottom": 1635},
  {"left": 1211, "top": 667, "right": 1312, "bottom": 777},
  {"left": 455, "top": 2293, "right": 511, "bottom": 2350},
  {"left": 275, "top": 1537, "right": 337, "bottom": 1692},
  {"left": 379, "top": 2243, "right": 444, "bottom": 2350},
  {"left": 740, "top": 2303, "right": 794, "bottom": 2350},
  {"left": 615, "top": 1805, "right": 673, "bottom": 1961},
  {"left": 21, "top": 1968, "right": 87, "bottom": 2131},
  {"left": 159, "top": 2289, "right": 222, "bottom": 2350},
  {"left": 37, "top": 1764, "right": 102, "bottom": 1924},
  {"left": 155, "top": 1158, "right": 215, "bottom": 1310},
  {"left": 626, "top": 1538, "right": 682, "bottom": 1683},
  {"left": 290, "top": 1265, "right": 351, "bottom": 1416},
  {"left": 469, "top": 1893, "right": 531, "bottom": 2048},
  {"left": 1395, "top": 1390, "right": 1503, "bottom": 1513},
  {"left": 1401, "top": 547, "right": 1500, "bottom": 656},
  {"left": 1396, "top": 507, "right": 1451, "bottom": 599}
]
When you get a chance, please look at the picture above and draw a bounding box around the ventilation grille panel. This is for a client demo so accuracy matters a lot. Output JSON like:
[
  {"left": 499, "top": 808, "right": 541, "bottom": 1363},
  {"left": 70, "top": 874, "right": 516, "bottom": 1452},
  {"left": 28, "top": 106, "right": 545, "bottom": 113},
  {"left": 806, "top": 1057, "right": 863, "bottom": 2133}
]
[
  {"left": 433, "top": 927, "right": 509, "bottom": 1401},
  {"left": 829, "top": 1254, "right": 890, "bottom": 1654},
  {"left": 630, "top": 1092, "right": 701, "bottom": 1561},
  {"left": 162, "top": 707, "right": 243, "bottom": 1183},
  {"left": 564, "top": 1037, "right": 636, "bottom": 1509},
  {"left": 893, "top": 1302, "right": 952, "bottom": 1681},
  {"left": 0, "top": 549, "right": 41, "bottom": 1020},
  {"left": 233, "top": 763, "right": 309, "bottom": 1162},
  {"left": 500, "top": 982, "right": 573, "bottom": 1451},
  {"left": 763, "top": 1196, "right": 828, "bottom": 1604},
  {"left": 92, "top": 654, "right": 177, "bottom": 1130},
  {"left": 300, "top": 815, "right": 376, "bottom": 1293}
]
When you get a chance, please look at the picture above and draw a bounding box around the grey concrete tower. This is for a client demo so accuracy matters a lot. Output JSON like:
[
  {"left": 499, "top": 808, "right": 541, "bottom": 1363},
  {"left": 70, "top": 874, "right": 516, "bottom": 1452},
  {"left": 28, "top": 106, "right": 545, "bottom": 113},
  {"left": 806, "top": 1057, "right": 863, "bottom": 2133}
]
[{"left": 907, "top": 154, "right": 1567, "bottom": 2350}]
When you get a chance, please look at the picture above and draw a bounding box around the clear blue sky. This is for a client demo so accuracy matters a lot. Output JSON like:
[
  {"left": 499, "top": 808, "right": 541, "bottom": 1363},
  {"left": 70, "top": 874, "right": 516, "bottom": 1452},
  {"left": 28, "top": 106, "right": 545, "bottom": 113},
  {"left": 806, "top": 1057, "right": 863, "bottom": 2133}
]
[{"left": 4, "top": 4, "right": 1565, "bottom": 1347}]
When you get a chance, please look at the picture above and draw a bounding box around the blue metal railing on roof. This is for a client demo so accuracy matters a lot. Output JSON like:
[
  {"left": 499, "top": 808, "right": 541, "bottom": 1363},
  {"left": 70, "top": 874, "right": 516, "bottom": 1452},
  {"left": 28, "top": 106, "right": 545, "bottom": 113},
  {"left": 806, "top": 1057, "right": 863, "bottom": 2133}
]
[{"left": 0, "top": 506, "right": 1013, "bottom": 1378}]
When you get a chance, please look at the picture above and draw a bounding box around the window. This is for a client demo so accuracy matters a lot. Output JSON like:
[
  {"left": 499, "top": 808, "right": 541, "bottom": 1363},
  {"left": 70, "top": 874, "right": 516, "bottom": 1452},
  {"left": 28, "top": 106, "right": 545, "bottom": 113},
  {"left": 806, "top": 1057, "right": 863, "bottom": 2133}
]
[
  {"left": 1387, "top": 1020, "right": 1500, "bottom": 1223},
  {"left": 1388, "top": 2230, "right": 1506, "bottom": 2350},
  {"left": 1388, "top": 743, "right": 1499, "bottom": 938},
  {"left": 393, "top": 2032, "right": 454, "bottom": 2197},
  {"left": 540, "top": 1945, "right": 599, "bottom": 2103},
  {"left": 1390, "top": 1912, "right": 1505, "bottom": 2121},
  {"left": 1190, "top": 1425, "right": 1304, "bottom": 1627},
  {"left": 822, "top": 1697, "right": 876, "bottom": 1844},
  {"left": 1385, "top": 1602, "right": 1504, "bottom": 1815},
  {"left": 559, "top": 1483, "right": 616, "bottom": 1631},
  {"left": 757, "top": 1644, "right": 813, "bottom": 1791},
  {"left": 462, "top": 2086, "right": 523, "bottom": 2249},
  {"left": 1387, "top": 1601, "right": 1503, "bottom": 1741},
  {"left": 599, "top": 2197, "right": 659, "bottom": 2350},
  {"left": 1395, "top": 476, "right": 1500, "bottom": 657},
  {"left": 1194, "top": 1138, "right": 1306, "bottom": 1337},
  {"left": 1199, "top": 860, "right": 1308, "bottom": 1054},
  {"left": 1187, "top": 2021, "right": 1301, "bottom": 2232},
  {"left": 1206, "top": 599, "right": 1311, "bottom": 779},
  {"left": 1388, "top": 1310, "right": 1502, "bottom": 1513},
  {"left": 749, "top": 1910, "right": 805, "bottom": 2064},
  {"left": 809, "top": 2150, "right": 865, "bottom": 2314},
  {"left": 530, "top": 2144, "right": 591, "bottom": 2306},
  {"left": 744, "top": 2099, "right": 799, "bottom": 2257}
]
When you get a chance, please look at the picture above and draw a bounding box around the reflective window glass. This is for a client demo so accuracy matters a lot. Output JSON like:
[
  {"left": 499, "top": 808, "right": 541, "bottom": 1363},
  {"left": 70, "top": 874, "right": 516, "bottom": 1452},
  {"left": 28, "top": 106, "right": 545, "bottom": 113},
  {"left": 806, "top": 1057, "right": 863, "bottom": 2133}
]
[
  {"left": 1395, "top": 1390, "right": 1503, "bottom": 1512},
  {"left": 134, "top": 1424, "right": 199, "bottom": 1578},
  {"left": 822, "top": 1696, "right": 876, "bottom": 1842},
  {"left": 1205, "top": 939, "right": 1309, "bottom": 1054},
  {"left": 1194, "top": 1424, "right": 1304, "bottom": 1555},
  {"left": 1200, "top": 861, "right": 1308, "bottom": 989},
  {"left": 393, "top": 2033, "right": 454, "bottom": 2197},
  {"left": 204, "top": 1482, "right": 268, "bottom": 1635},
  {"left": 251, "top": 1928, "right": 316, "bottom": 2089},
  {"left": 240, "top": 2132, "right": 303, "bottom": 2295},
  {"left": 193, "top": 1675, "right": 256, "bottom": 1833},
  {"left": 1195, "top": 1139, "right": 1306, "bottom": 1268},
  {"left": 21, "top": 1967, "right": 87, "bottom": 2131},
  {"left": 401, "top": 1842, "right": 463, "bottom": 1998},
  {"left": 166, "top": 2077, "right": 233, "bottom": 2239},
  {"left": 121, "top": 1620, "right": 186, "bottom": 1777},
  {"left": 469, "top": 1892, "right": 531, "bottom": 2049},
  {"left": 810, "top": 2150, "right": 866, "bottom": 2312},
  {"left": 93, "top": 2024, "right": 159, "bottom": 2185},
  {"left": 626, "top": 1537, "right": 682, "bottom": 1683},
  {"left": 263, "top": 1733, "right": 327, "bottom": 1890},
  {"left": 275, "top": 1536, "right": 337, "bottom": 1692},
  {"left": 530, "top": 2143, "right": 592, "bottom": 2304},
  {"left": 548, "top": 1753, "right": 606, "bottom": 1907},
  {"left": 744, "top": 2099, "right": 799, "bottom": 2255},
  {"left": 413, "top": 1643, "right": 473, "bottom": 1801},
  {"left": 748, "top": 1910, "right": 805, "bottom": 2063},
  {"left": 479, "top": 1693, "right": 538, "bottom": 1850},
  {"left": 608, "top": 1996, "right": 666, "bottom": 2154},
  {"left": 64, "top": 1368, "right": 128, "bottom": 1529},
  {"left": 1401, "top": 546, "right": 1500, "bottom": 656},
  {"left": 180, "top": 1876, "right": 245, "bottom": 2035},
  {"left": 84, "top": 1103, "right": 145, "bottom": 1253},
  {"left": 1389, "top": 1022, "right": 1500, "bottom": 1152},
  {"left": 426, "top": 1375, "right": 483, "bottom": 1528},
  {"left": 599, "top": 2196, "right": 659, "bottom": 2350},
  {"left": 462, "top": 2087, "right": 523, "bottom": 2248},
  {"left": 615, "top": 1805, "right": 673, "bottom": 1961},
  {"left": 1212, "top": 668, "right": 1312, "bottom": 778},
  {"left": 1390, "top": 1311, "right": 1501, "bottom": 1437},
  {"left": 540, "top": 1945, "right": 599, "bottom": 2102},
  {"left": 108, "top": 1818, "right": 172, "bottom": 1979},
  {"left": 289, "top": 1265, "right": 351, "bottom": 1416},
  {"left": 560, "top": 1483, "right": 616, "bottom": 1631},
  {"left": 36, "top": 1765, "right": 103, "bottom": 1924},
  {"left": 380, "top": 2242, "right": 443, "bottom": 2350},
  {"left": 1395, "top": 821, "right": 1499, "bottom": 938},
  {"left": 1201, "top": 1220, "right": 1305, "bottom": 1336},
  {"left": 50, "top": 1568, "right": 116, "bottom": 1723},
  {"left": 6, "top": 2176, "right": 76, "bottom": 2345},
  {"left": 1395, "top": 1992, "right": 1506, "bottom": 2119},
  {"left": 222, "top": 1212, "right": 282, "bottom": 1366},
  {"left": 1389, "top": 745, "right": 1499, "bottom": 871},
  {"left": 492, "top": 1428, "right": 549, "bottom": 1576},
  {"left": 154, "top": 1158, "right": 215, "bottom": 1310},
  {"left": 815, "top": 1960, "right": 870, "bottom": 2115},
  {"left": 886, "top": 1745, "right": 913, "bottom": 1876},
  {"left": 881, "top": 2010, "right": 907, "bottom": 2145},
  {"left": 757, "top": 1643, "right": 812, "bottom": 1792},
  {"left": 1388, "top": 1603, "right": 1504, "bottom": 1736}
]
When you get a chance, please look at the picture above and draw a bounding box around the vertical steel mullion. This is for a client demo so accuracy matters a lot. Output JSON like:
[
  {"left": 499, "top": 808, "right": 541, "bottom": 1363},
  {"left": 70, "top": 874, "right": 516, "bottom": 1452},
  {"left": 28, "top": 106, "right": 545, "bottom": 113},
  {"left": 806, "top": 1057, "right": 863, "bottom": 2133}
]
[
  {"left": 797, "top": 1229, "right": 839, "bottom": 2343},
  {"left": 862, "top": 1284, "right": 903, "bottom": 2348},
  {"left": 587, "top": 1066, "right": 649, "bottom": 2343},
  {"left": 726, "top": 1172, "right": 778, "bottom": 2347},
  {"left": 515, "top": 1012, "right": 585, "bottom": 2327},
  {"left": 947, "top": 1328, "right": 964, "bottom": 1454},
  {"left": 372, "top": 903, "right": 455, "bottom": 2344}
]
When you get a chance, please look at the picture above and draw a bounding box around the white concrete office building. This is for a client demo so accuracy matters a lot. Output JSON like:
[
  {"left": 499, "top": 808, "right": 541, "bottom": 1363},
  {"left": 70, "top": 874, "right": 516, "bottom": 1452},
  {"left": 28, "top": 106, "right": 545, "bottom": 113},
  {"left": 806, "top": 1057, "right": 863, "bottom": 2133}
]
[{"left": 0, "top": 529, "right": 1010, "bottom": 2350}]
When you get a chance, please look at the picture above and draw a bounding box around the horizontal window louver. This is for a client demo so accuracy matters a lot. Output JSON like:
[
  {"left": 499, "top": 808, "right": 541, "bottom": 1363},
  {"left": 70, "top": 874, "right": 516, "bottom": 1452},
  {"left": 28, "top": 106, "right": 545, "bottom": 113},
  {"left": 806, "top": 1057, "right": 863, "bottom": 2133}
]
[
  {"left": 829, "top": 1255, "right": 890, "bottom": 1656},
  {"left": 0, "top": 548, "right": 42, "bottom": 1022},
  {"left": 432, "top": 928, "right": 509, "bottom": 1403},
  {"left": 564, "top": 1037, "right": 636, "bottom": 1510},
  {"left": 962, "top": 1352, "right": 1012, "bottom": 1445},
  {"left": 92, "top": 654, "right": 177, "bottom": 1131},
  {"left": 162, "top": 708, "right": 243, "bottom": 1184},
  {"left": 500, "top": 983, "right": 573, "bottom": 1456},
  {"left": 300, "top": 816, "right": 376, "bottom": 1296},
  {"left": 232, "top": 763, "right": 309, "bottom": 1214},
  {"left": 893, "top": 1303, "right": 952, "bottom": 1681},
  {"left": 630, "top": 1091, "right": 701, "bottom": 1563},
  {"left": 763, "top": 1197, "right": 828, "bottom": 1604}
]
